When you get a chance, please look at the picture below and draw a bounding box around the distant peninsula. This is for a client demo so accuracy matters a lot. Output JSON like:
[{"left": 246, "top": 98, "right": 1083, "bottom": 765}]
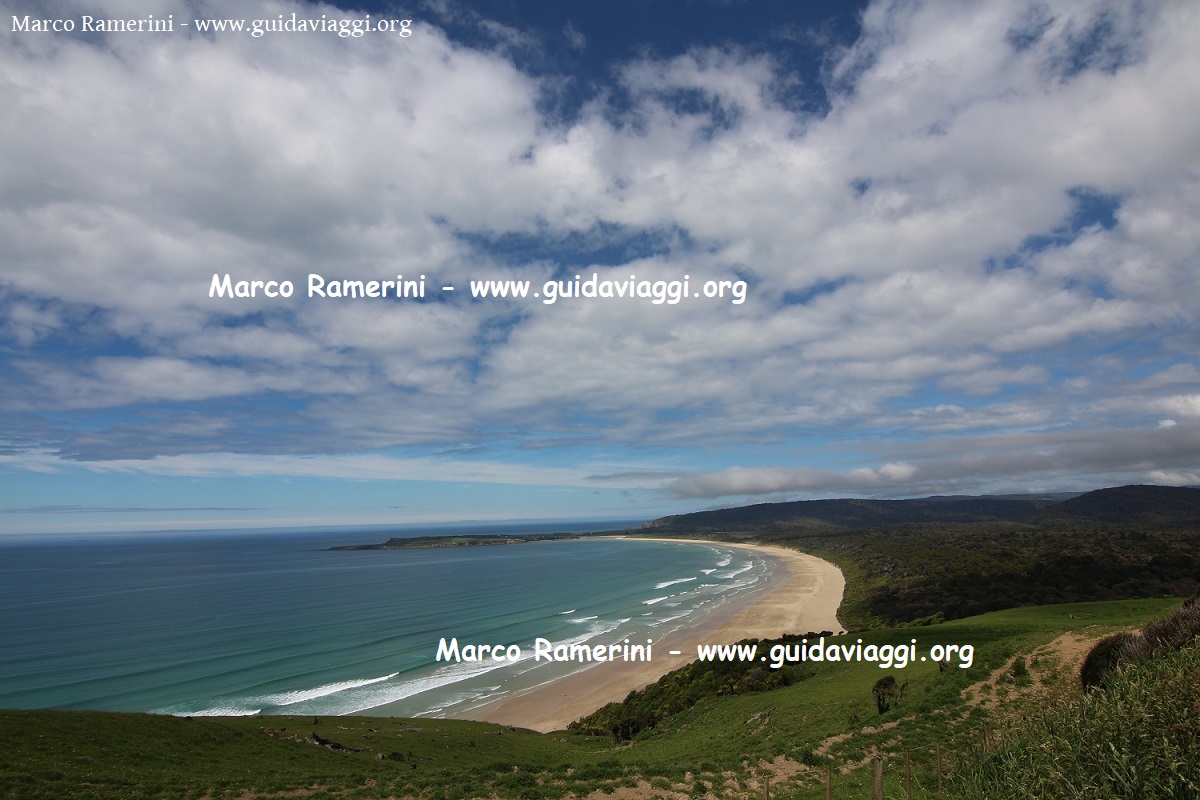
[{"left": 330, "top": 532, "right": 586, "bottom": 550}]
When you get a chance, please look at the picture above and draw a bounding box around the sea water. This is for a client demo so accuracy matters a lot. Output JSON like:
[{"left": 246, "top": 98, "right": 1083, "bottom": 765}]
[{"left": 0, "top": 525, "right": 773, "bottom": 719}]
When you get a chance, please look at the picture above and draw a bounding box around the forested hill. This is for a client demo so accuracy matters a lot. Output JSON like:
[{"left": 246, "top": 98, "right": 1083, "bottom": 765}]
[
  {"left": 1030, "top": 484, "right": 1200, "bottom": 526},
  {"left": 638, "top": 485, "right": 1200, "bottom": 627},
  {"left": 641, "top": 485, "right": 1200, "bottom": 533}
]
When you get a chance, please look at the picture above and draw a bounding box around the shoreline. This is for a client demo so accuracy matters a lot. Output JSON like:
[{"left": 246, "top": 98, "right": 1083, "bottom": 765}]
[{"left": 458, "top": 538, "right": 845, "bottom": 733}]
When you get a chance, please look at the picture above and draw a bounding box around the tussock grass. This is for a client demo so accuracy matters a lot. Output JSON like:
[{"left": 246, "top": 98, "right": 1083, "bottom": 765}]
[
  {"left": 1081, "top": 593, "right": 1200, "bottom": 690},
  {"left": 953, "top": 622, "right": 1200, "bottom": 798}
]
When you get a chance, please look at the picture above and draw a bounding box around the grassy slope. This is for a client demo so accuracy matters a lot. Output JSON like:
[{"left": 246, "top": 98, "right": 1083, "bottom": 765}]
[
  {"left": 606, "top": 598, "right": 1176, "bottom": 798},
  {"left": 0, "top": 597, "right": 1177, "bottom": 800},
  {"left": 951, "top": 642, "right": 1200, "bottom": 799}
]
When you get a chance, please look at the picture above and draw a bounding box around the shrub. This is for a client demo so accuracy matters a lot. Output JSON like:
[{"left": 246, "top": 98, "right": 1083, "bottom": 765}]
[
  {"left": 872, "top": 675, "right": 899, "bottom": 714},
  {"left": 1141, "top": 594, "right": 1200, "bottom": 651},
  {"left": 1078, "top": 631, "right": 1148, "bottom": 691}
]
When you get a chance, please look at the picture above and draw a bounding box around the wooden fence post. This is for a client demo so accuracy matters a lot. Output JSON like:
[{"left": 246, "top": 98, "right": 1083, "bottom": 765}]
[
  {"left": 873, "top": 755, "right": 883, "bottom": 800},
  {"left": 936, "top": 741, "right": 943, "bottom": 799},
  {"left": 825, "top": 765, "right": 832, "bottom": 800}
]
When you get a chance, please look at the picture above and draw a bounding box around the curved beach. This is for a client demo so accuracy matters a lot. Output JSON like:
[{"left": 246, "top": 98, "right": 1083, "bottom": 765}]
[{"left": 471, "top": 539, "right": 845, "bottom": 732}]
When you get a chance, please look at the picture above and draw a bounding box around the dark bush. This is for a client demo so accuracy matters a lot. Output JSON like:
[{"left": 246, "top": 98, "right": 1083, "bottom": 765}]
[
  {"left": 1141, "top": 594, "right": 1200, "bottom": 651},
  {"left": 1080, "top": 631, "right": 1148, "bottom": 691},
  {"left": 872, "top": 675, "right": 899, "bottom": 714}
]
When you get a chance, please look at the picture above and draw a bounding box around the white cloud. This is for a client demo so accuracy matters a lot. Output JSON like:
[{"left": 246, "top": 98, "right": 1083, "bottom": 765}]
[
  {"left": 669, "top": 421, "right": 1200, "bottom": 499},
  {"left": 3, "top": 0, "right": 1199, "bottom": 497},
  {"left": 1146, "top": 469, "right": 1200, "bottom": 486},
  {"left": 0, "top": 447, "right": 657, "bottom": 490}
]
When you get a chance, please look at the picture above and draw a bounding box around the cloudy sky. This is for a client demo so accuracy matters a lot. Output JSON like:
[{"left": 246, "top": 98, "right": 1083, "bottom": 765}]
[{"left": 2, "top": 0, "right": 1199, "bottom": 534}]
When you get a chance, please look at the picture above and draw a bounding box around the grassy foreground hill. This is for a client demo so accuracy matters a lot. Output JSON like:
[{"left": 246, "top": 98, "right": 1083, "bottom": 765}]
[
  {"left": 952, "top": 596, "right": 1200, "bottom": 799},
  {"left": 0, "top": 598, "right": 1182, "bottom": 800}
]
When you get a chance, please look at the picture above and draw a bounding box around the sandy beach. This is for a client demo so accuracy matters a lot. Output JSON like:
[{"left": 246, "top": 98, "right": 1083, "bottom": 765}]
[{"left": 469, "top": 539, "right": 845, "bottom": 732}]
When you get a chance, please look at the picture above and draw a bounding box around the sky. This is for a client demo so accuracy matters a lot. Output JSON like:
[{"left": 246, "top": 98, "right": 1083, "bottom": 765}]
[{"left": 2, "top": 0, "right": 1199, "bottom": 534}]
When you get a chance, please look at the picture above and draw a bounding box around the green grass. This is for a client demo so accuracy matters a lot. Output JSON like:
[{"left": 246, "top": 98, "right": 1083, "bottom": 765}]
[
  {"left": 0, "top": 598, "right": 1180, "bottom": 800},
  {"left": 949, "top": 642, "right": 1200, "bottom": 799},
  {"left": 0, "top": 713, "right": 574, "bottom": 800}
]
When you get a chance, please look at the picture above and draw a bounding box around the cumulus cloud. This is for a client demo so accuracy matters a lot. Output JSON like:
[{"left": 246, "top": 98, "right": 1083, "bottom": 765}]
[
  {"left": 2, "top": 0, "right": 1199, "bottom": 502},
  {"left": 670, "top": 421, "right": 1200, "bottom": 499}
]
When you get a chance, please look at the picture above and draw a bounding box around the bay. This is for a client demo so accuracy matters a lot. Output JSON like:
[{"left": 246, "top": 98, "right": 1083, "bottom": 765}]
[{"left": 0, "top": 524, "right": 772, "bottom": 720}]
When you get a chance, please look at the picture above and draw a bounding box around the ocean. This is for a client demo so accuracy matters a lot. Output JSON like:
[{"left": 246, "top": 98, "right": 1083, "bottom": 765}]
[{"left": 0, "top": 524, "right": 775, "bottom": 720}]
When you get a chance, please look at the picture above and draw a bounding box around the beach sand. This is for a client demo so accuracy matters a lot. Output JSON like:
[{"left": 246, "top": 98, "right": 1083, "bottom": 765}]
[{"left": 468, "top": 539, "right": 845, "bottom": 733}]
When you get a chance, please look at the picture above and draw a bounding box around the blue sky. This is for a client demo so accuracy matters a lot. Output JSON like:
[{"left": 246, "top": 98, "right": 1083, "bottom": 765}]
[{"left": 3, "top": 0, "right": 1199, "bottom": 534}]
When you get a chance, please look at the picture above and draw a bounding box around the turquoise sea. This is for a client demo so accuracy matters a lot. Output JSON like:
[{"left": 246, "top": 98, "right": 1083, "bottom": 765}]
[{"left": 0, "top": 525, "right": 774, "bottom": 720}]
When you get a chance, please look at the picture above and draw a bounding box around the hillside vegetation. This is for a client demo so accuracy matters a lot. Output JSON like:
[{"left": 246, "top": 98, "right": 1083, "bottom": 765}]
[
  {"left": 633, "top": 485, "right": 1200, "bottom": 627},
  {"left": 642, "top": 485, "right": 1200, "bottom": 533},
  {"left": 1, "top": 599, "right": 1181, "bottom": 799},
  {"left": 6, "top": 485, "right": 1199, "bottom": 798},
  {"left": 952, "top": 600, "right": 1200, "bottom": 799}
]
